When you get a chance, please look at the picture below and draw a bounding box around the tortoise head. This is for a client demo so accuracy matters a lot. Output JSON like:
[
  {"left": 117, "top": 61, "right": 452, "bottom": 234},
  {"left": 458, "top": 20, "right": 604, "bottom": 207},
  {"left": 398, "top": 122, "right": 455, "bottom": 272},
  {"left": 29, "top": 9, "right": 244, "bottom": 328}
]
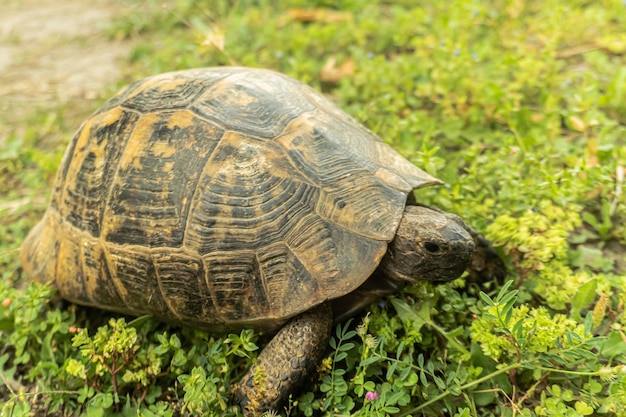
[{"left": 379, "top": 205, "right": 475, "bottom": 283}]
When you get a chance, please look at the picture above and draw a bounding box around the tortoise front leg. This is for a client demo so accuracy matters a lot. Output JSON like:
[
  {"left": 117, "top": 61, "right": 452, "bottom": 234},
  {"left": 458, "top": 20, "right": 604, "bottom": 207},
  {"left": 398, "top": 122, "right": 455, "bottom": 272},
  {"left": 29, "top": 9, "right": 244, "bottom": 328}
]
[{"left": 233, "top": 303, "right": 333, "bottom": 416}]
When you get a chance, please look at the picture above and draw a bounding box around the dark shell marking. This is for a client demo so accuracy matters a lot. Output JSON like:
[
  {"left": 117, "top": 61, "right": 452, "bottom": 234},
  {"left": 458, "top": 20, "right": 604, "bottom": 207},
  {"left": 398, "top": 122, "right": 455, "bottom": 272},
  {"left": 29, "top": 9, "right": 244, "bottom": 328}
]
[{"left": 20, "top": 67, "right": 440, "bottom": 332}]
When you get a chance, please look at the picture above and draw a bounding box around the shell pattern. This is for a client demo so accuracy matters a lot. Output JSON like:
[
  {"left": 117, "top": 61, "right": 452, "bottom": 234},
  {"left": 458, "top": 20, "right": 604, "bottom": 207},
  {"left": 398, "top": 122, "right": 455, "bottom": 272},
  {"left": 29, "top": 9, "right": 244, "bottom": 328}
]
[{"left": 20, "top": 67, "right": 439, "bottom": 332}]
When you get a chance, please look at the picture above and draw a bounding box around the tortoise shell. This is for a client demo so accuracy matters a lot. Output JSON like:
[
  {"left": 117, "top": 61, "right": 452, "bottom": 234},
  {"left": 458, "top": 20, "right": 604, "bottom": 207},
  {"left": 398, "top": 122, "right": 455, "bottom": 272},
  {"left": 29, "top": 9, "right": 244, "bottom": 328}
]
[{"left": 20, "top": 67, "right": 440, "bottom": 332}]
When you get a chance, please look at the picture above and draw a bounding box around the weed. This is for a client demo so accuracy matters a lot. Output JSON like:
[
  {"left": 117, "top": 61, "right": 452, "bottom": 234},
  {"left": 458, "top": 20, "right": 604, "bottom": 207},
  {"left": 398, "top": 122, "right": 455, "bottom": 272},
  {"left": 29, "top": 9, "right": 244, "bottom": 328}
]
[{"left": 2, "top": 0, "right": 626, "bottom": 416}]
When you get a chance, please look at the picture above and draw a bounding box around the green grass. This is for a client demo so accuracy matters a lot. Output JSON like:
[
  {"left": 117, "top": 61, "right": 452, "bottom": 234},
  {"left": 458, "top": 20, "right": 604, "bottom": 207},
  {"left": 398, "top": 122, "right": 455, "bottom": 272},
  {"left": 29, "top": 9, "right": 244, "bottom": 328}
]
[{"left": 2, "top": 0, "right": 626, "bottom": 416}]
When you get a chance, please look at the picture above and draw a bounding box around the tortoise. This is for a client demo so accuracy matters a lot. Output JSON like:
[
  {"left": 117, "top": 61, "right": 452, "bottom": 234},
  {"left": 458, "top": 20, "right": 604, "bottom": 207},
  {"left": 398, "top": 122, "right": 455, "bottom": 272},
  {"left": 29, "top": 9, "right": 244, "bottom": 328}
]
[{"left": 20, "top": 67, "right": 497, "bottom": 415}]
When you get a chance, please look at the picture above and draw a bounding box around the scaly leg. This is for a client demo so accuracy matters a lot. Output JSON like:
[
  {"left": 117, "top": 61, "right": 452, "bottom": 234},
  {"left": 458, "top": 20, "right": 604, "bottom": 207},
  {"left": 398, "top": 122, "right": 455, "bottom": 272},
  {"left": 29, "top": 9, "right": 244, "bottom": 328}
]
[{"left": 233, "top": 303, "right": 333, "bottom": 416}]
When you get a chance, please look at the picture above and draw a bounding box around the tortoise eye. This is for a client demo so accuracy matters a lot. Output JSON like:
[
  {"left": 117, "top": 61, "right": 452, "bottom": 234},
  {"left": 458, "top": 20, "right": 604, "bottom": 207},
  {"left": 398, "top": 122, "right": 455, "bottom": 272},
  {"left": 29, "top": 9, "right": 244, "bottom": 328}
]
[{"left": 424, "top": 242, "right": 441, "bottom": 253}]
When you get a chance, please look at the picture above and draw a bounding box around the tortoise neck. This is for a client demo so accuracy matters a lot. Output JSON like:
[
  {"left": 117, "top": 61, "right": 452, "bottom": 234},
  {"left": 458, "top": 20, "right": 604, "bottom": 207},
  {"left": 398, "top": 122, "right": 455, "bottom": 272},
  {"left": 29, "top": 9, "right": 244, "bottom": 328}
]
[{"left": 329, "top": 270, "right": 404, "bottom": 323}]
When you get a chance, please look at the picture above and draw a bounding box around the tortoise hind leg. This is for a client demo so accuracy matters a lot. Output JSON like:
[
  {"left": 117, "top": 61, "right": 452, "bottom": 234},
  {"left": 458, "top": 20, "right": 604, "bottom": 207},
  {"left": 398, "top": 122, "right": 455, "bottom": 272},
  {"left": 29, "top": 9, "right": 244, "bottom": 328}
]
[{"left": 233, "top": 303, "right": 333, "bottom": 416}]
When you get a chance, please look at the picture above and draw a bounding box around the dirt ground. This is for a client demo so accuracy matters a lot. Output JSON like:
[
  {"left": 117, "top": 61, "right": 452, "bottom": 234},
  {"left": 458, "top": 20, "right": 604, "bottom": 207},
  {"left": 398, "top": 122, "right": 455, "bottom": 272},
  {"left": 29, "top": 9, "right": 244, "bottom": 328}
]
[{"left": 0, "top": 0, "right": 133, "bottom": 132}]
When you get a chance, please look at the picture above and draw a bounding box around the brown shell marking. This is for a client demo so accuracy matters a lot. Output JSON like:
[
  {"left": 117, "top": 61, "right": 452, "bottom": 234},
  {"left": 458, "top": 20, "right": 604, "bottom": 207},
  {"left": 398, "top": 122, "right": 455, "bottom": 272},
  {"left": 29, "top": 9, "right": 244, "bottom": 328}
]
[{"left": 20, "top": 67, "right": 440, "bottom": 331}]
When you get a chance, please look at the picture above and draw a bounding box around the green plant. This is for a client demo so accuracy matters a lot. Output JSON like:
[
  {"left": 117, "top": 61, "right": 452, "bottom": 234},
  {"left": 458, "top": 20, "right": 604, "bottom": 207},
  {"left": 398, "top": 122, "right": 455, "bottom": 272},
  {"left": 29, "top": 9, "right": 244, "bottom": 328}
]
[
  {"left": 2, "top": 0, "right": 626, "bottom": 415},
  {"left": 471, "top": 281, "right": 626, "bottom": 416}
]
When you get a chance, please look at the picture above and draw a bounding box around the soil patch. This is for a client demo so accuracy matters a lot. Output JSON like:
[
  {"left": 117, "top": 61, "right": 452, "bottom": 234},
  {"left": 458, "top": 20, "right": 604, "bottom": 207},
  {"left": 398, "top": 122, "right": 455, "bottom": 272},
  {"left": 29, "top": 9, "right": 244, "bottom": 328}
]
[{"left": 0, "top": 0, "right": 133, "bottom": 132}]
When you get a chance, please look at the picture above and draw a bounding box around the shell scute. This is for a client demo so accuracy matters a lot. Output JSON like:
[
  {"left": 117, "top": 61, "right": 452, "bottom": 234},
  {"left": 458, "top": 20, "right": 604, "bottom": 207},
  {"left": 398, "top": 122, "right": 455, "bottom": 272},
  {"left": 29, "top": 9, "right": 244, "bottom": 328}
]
[
  {"left": 151, "top": 247, "right": 216, "bottom": 323},
  {"left": 203, "top": 250, "right": 271, "bottom": 322},
  {"left": 101, "top": 110, "right": 223, "bottom": 248},
  {"left": 107, "top": 69, "right": 232, "bottom": 114},
  {"left": 190, "top": 70, "right": 316, "bottom": 139},
  {"left": 104, "top": 244, "right": 169, "bottom": 316},
  {"left": 275, "top": 120, "right": 407, "bottom": 240},
  {"left": 59, "top": 108, "right": 139, "bottom": 237}
]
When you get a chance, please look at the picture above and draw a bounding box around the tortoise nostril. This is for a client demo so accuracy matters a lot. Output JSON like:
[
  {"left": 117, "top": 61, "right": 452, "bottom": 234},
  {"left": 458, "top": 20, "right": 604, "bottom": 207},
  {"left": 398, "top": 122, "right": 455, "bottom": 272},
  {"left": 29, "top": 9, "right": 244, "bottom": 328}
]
[{"left": 424, "top": 242, "right": 440, "bottom": 253}]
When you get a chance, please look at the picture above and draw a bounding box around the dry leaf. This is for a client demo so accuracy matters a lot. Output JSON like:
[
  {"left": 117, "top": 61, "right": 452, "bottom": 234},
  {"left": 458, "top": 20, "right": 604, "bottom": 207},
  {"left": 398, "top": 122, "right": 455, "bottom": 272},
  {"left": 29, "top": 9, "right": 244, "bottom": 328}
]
[
  {"left": 611, "top": 165, "right": 624, "bottom": 215},
  {"left": 557, "top": 44, "right": 599, "bottom": 59},
  {"left": 586, "top": 138, "right": 599, "bottom": 167},
  {"left": 597, "top": 34, "right": 626, "bottom": 54},
  {"left": 506, "top": 0, "right": 524, "bottom": 19},
  {"left": 569, "top": 115, "right": 587, "bottom": 132},
  {"left": 319, "top": 56, "right": 355, "bottom": 83},
  {"left": 200, "top": 22, "right": 225, "bottom": 52},
  {"left": 279, "top": 8, "right": 352, "bottom": 26},
  {"left": 530, "top": 113, "right": 545, "bottom": 123}
]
